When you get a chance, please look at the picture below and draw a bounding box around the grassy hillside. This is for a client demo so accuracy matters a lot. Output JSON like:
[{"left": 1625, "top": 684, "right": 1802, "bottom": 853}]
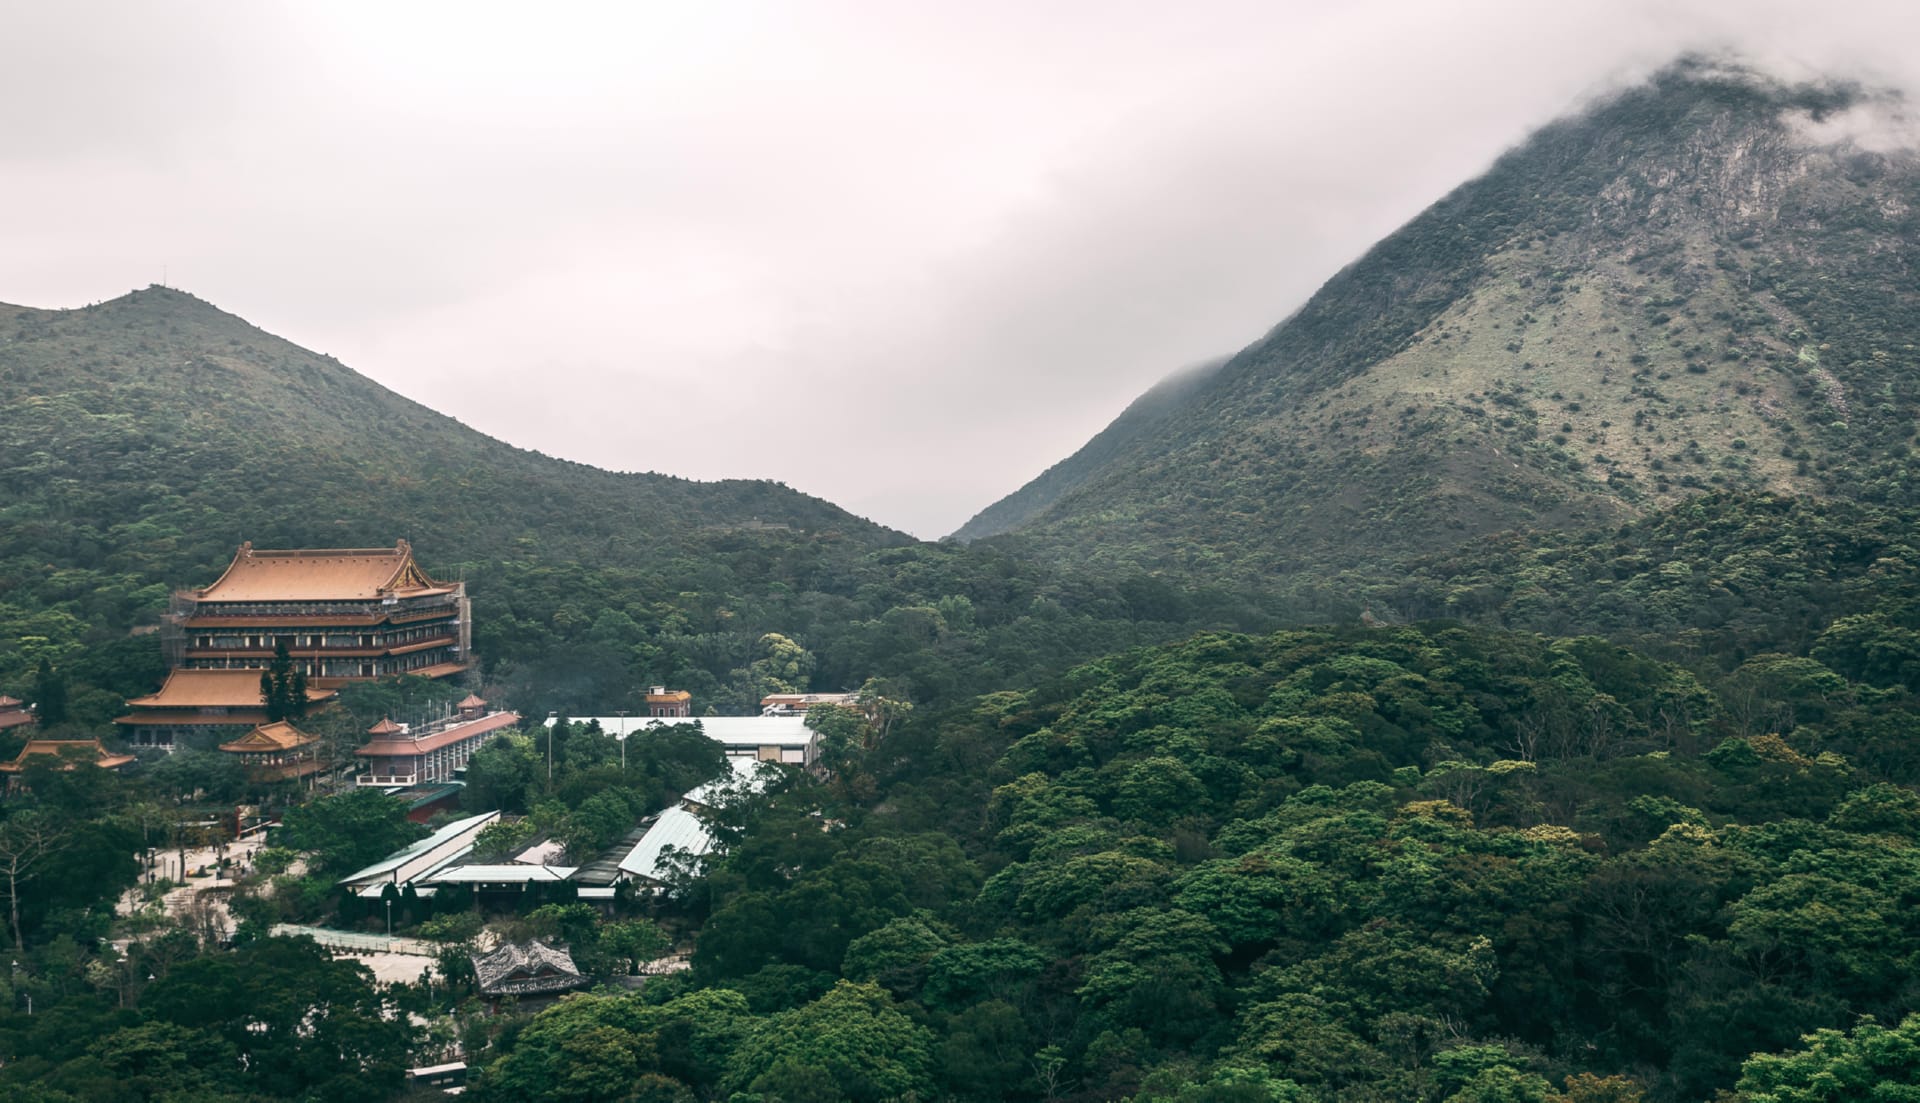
[{"left": 964, "top": 62, "right": 1920, "bottom": 579}]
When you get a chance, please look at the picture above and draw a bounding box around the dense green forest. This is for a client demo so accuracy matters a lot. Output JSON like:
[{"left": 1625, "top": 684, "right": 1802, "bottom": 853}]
[
  {"left": 454, "top": 617, "right": 1920, "bottom": 1102},
  {"left": 13, "top": 614, "right": 1920, "bottom": 1100}
]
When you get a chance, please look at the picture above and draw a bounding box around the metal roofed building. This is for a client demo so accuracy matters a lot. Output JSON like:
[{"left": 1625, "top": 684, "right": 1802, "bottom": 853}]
[
  {"left": 336, "top": 809, "right": 499, "bottom": 893},
  {"left": 616, "top": 805, "right": 715, "bottom": 888},
  {"left": 424, "top": 863, "right": 577, "bottom": 886},
  {"left": 681, "top": 753, "right": 775, "bottom": 812},
  {"left": 560, "top": 714, "right": 819, "bottom": 767}
]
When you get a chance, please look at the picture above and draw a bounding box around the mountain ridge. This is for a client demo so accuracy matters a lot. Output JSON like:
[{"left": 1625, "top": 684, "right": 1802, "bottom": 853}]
[
  {"left": 2, "top": 284, "right": 904, "bottom": 581},
  {"left": 957, "top": 60, "right": 1920, "bottom": 579}
]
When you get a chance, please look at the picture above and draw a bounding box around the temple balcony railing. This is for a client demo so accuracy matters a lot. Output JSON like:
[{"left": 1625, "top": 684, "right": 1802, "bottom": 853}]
[{"left": 356, "top": 772, "right": 418, "bottom": 787}]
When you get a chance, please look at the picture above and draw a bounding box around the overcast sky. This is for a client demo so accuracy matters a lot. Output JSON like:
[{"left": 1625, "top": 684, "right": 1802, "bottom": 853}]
[{"left": 6, "top": 1, "right": 1920, "bottom": 538}]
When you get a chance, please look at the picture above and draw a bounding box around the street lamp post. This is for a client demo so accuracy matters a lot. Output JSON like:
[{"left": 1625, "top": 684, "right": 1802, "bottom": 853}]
[
  {"left": 616, "top": 709, "right": 628, "bottom": 771},
  {"left": 386, "top": 898, "right": 393, "bottom": 944}
]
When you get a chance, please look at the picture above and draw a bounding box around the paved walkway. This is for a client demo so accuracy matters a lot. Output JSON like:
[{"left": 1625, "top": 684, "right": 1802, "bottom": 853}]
[{"left": 271, "top": 924, "right": 436, "bottom": 956}]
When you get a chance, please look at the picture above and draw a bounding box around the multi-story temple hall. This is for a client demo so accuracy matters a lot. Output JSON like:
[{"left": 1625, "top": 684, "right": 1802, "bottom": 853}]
[
  {"left": 162, "top": 540, "right": 471, "bottom": 685},
  {"left": 119, "top": 541, "right": 472, "bottom": 750}
]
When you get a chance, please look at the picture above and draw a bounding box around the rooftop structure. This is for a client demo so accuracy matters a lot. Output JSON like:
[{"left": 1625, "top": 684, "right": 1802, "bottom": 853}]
[
  {"left": 115, "top": 669, "right": 339, "bottom": 750},
  {"left": 355, "top": 697, "right": 520, "bottom": 788},
  {"left": 218, "top": 720, "right": 324, "bottom": 783},
  {"left": 0, "top": 739, "right": 135, "bottom": 774},
  {"left": 682, "top": 753, "right": 773, "bottom": 812},
  {"left": 0, "top": 740, "right": 135, "bottom": 792},
  {"left": 425, "top": 863, "right": 577, "bottom": 886},
  {"left": 616, "top": 805, "right": 715, "bottom": 887},
  {"left": 561, "top": 714, "right": 819, "bottom": 766},
  {"left": 760, "top": 692, "right": 861, "bottom": 715},
  {"left": 336, "top": 810, "right": 500, "bottom": 893},
  {"left": 472, "top": 940, "right": 585, "bottom": 998},
  {"left": 162, "top": 541, "right": 471, "bottom": 687},
  {"left": 646, "top": 686, "right": 692, "bottom": 717},
  {"left": 0, "top": 696, "right": 32, "bottom": 733}
]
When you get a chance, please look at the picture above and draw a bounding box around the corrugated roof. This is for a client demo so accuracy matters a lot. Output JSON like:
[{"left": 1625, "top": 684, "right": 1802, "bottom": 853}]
[
  {"left": 426, "top": 864, "right": 576, "bottom": 883},
  {"left": 196, "top": 541, "right": 453, "bottom": 603},
  {"left": 616, "top": 806, "right": 714, "bottom": 883},
  {"left": 681, "top": 754, "right": 772, "bottom": 808},
  {"left": 564, "top": 715, "right": 815, "bottom": 750},
  {"left": 336, "top": 810, "right": 498, "bottom": 885}
]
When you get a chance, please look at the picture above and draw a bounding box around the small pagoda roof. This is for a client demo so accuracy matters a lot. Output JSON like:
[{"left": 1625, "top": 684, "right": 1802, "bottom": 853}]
[
  {"left": 219, "top": 721, "right": 317, "bottom": 754},
  {"left": 0, "top": 740, "right": 135, "bottom": 774},
  {"left": 456, "top": 694, "right": 487, "bottom": 710},
  {"left": 193, "top": 541, "right": 454, "bottom": 603},
  {"left": 123, "top": 669, "right": 337, "bottom": 710},
  {"left": 368, "top": 718, "right": 404, "bottom": 736},
  {"left": 0, "top": 696, "right": 22, "bottom": 708},
  {"left": 472, "top": 940, "right": 584, "bottom": 997}
]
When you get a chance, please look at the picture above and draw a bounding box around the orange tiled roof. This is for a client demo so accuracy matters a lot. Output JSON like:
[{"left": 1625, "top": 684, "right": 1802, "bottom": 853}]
[
  {"left": 124, "top": 669, "right": 338, "bottom": 710},
  {"left": 368, "top": 718, "right": 403, "bottom": 735},
  {"left": 219, "top": 721, "right": 318, "bottom": 754},
  {"left": 0, "top": 740, "right": 134, "bottom": 773},
  {"left": 194, "top": 541, "right": 454, "bottom": 603},
  {"left": 358, "top": 711, "right": 519, "bottom": 756},
  {"left": 457, "top": 694, "right": 488, "bottom": 709},
  {"left": 646, "top": 690, "right": 692, "bottom": 702}
]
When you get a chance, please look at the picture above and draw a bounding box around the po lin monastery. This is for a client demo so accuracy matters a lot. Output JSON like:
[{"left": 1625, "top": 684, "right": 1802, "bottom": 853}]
[{"left": 117, "top": 541, "right": 473, "bottom": 750}]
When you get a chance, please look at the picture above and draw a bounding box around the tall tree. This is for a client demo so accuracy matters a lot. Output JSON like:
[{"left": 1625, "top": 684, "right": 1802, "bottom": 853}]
[
  {"left": 0, "top": 811, "right": 65, "bottom": 949},
  {"left": 259, "top": 639, "right": 305, "bottom": 723},
  {"left": 30, "top": 658, "right": 67, "bottom": 729}
]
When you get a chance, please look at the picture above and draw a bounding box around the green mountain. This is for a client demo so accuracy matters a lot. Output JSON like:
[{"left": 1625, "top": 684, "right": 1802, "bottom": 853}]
[
  {"left": 953, "top": 355, "right": 1226, "bottom": 541},
  {"left": 1, "top": 285, "right": 898, "bottom": 569},
  {"left": 0, "top": 287, "right": 1262, "bottom": 721},
  {"left": 957, "top": 62, "right": 1920, "bottom": 579}
]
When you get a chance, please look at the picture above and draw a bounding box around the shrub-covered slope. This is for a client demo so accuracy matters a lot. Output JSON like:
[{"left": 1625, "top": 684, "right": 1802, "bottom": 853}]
[{"left": 962, "top": 63, "right": 1920, "bottom": 580}]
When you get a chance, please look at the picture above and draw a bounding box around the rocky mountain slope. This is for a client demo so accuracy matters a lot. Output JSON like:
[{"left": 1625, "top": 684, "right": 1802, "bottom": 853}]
[{"left": 956, "top": 61, "right": 1920, "bottom": 579}]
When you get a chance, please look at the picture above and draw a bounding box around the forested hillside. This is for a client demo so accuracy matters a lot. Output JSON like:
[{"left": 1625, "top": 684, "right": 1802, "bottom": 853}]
[
  {"left": 962, "top": 62, "right": 1920, "bottom": 581},
  {"left": 452, "top": 619, "right": 1920, "bottom": 1101},
  {"left": 0, "top": 287, "right": 1268, "bottom": 723}
]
